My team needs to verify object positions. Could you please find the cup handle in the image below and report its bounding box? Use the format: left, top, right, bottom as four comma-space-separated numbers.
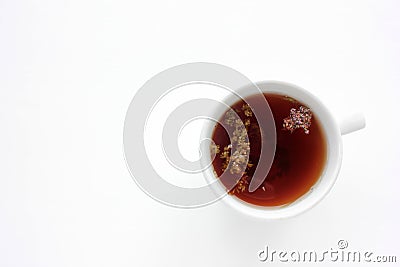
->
339, 112, 366, 135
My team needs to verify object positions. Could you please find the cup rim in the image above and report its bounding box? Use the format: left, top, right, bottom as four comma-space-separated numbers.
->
201, 80, 343, 219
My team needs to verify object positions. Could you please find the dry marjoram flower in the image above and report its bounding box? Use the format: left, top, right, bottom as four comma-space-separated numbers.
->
229, 175, 249, 194
211, 104, 254, 193
242, 104, 253, 117
283, 106, 312, 134
210, 143, 220, 157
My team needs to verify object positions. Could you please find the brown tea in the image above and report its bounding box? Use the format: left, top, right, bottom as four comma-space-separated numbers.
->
211, 93, 327, 206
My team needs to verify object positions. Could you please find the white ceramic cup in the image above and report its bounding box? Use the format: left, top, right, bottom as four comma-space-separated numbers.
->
202, 81, 365, 219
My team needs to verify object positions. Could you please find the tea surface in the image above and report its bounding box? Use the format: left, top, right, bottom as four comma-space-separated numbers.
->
211, 93, 327, 206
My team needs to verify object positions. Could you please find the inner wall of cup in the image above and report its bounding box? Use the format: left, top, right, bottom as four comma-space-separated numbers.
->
205, 81, 342, 217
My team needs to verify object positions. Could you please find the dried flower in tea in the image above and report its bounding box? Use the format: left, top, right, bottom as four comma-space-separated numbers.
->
283, 106, 312, 134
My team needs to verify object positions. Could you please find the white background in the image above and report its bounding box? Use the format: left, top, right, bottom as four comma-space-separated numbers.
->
1, 0, 399, 266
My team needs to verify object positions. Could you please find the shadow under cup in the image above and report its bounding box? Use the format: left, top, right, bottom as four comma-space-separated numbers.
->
202, 81, 342, 219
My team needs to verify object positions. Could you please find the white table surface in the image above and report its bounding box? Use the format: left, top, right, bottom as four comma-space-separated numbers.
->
1, 0, 399, 266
